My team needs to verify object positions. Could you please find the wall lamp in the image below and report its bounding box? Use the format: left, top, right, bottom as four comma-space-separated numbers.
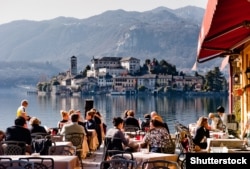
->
234, 73, 240, 84
245, 67, 250, 80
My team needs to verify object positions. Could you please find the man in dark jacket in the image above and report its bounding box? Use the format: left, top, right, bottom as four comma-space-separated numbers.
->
6, 116, 32, 145
5, 116, 32, 154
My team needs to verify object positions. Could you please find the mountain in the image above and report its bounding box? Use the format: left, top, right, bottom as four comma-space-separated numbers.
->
0, 6, 215, 86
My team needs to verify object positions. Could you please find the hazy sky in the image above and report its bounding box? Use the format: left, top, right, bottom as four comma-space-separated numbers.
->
1, 0, 207, 25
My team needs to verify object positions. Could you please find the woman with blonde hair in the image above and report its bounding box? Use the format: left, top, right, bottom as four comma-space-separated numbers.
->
29, 117, 47, 134
57, 110, 69, 130
193, 116, 210, 149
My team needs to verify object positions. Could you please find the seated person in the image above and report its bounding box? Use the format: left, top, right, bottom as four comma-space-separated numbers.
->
106, 117, 130, 151
141, 114, 150, 132
208, 113, 223, 131
0, 130, 5, 141
140, 115, 172, 153
84, 111, 96, 130
57, 110, 69, 131
5, 116, 32, 154
124, 110, 140, 131
29, 117, 48, 134
193, 116, 210, 149
60, 113, 86, 140
150, 111, 170, 133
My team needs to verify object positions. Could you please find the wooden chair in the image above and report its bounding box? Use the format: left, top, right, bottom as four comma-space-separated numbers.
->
18, 157, 54, 169
48, 145, 76, 155
1, 141, 26, 155
142, 160, 180, 169
100, 159, 136, 169
64, 133, 84, 169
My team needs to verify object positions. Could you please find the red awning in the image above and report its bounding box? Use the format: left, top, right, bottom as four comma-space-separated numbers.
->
197, 0, 250, 63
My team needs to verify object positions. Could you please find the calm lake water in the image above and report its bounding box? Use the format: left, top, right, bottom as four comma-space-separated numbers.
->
0, 88, 229, 133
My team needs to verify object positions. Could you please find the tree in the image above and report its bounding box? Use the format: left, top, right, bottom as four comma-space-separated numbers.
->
204, 67, 226, 91
81, 65, 91, 77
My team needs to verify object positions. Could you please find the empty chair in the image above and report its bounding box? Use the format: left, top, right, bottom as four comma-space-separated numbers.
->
107, 150, 133, 161
18, 157, 54, 169
102, 137, 123, 161
142, 160, 180, 169
31, 136, 54, 155
1, 161, 34, 169
1, 141, 26, 155
48, 145, 76, 156
64, 133, 84, 169
100, 159, 136, 169
0, 157, 12, 169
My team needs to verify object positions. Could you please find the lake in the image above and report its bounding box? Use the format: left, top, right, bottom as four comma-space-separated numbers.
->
0, 88, 228, 133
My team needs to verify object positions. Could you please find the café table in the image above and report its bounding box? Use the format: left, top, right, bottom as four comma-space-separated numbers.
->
56, 139, 89, 159
55, 141, 73, 146
131, 152, 178, 169
206, 138, 244, 151
209, 131, 224, 139
2, 155, 78, 169
87, 129, 99, 151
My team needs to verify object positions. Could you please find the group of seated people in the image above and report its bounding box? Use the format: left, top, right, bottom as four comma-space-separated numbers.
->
0, 102, 106, 156
122, 109, 170, 133
105, 110, 173, 155
57, 108, 106, 150
184, 106, 243, 151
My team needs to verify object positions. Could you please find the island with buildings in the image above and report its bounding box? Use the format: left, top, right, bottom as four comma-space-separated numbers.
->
36, 56, 227, 96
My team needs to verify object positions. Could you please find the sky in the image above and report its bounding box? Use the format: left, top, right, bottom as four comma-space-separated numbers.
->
0, 0, 207, 25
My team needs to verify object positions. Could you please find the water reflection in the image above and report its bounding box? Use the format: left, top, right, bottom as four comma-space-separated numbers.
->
40, 94, 228, 133
0, 90, 228, 134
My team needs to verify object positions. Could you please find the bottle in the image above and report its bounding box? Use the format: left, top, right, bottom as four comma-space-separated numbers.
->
138, 143, 141, 152
225, 127, 229, 139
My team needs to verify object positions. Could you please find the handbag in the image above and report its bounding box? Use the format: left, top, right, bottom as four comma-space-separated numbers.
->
161, 133, 176, 154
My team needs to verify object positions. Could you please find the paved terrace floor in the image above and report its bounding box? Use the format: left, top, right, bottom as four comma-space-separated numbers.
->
81, 145, 104, 169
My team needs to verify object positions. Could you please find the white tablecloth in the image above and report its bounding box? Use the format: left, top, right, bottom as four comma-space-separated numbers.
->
55, 141, 72, 146
57, 138, 89, 159
131, 152, 178, 169
207, 138, 244, 150
3, 155, 78, 169
87, 130, 99, 151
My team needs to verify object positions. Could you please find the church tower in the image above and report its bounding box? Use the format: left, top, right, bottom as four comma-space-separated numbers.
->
70, 56, 77, 76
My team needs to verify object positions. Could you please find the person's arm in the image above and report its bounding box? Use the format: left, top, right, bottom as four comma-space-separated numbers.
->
118, 130, 129, 146
60, 126, 66, 135
242, 124, 249, 139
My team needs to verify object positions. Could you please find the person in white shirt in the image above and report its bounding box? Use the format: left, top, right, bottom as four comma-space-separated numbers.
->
208, 113, 223, 131
216, 106, 227, 126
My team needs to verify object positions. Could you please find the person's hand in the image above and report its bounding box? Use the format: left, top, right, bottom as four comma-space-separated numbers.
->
26, 115, 31, 121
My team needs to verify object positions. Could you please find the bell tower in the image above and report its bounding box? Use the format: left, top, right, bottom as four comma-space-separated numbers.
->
70, 55, 77, 76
